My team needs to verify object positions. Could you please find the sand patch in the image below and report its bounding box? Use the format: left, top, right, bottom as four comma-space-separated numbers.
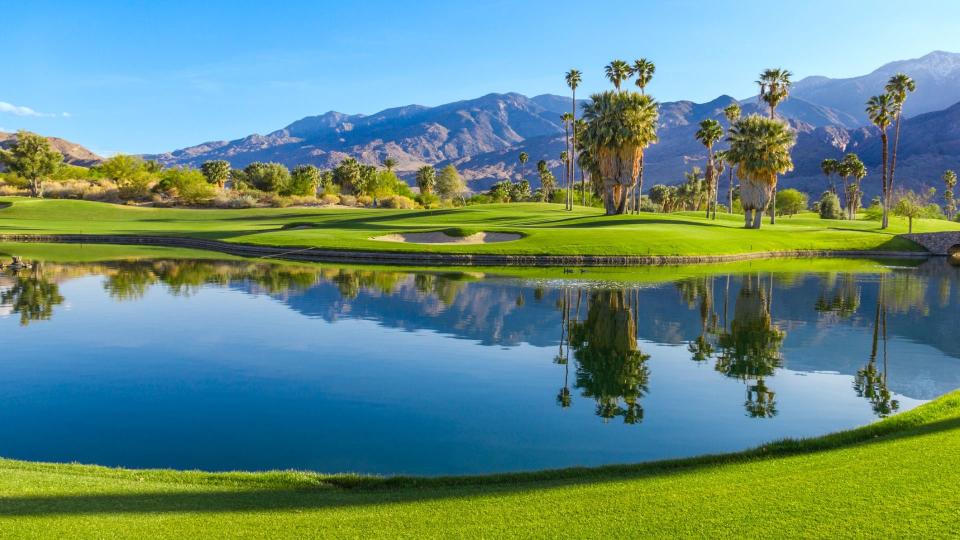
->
372, 231, 522, 244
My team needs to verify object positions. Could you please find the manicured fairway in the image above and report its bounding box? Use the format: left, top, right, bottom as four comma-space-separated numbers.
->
1, 391, 959, 538
3, 198, 959, 256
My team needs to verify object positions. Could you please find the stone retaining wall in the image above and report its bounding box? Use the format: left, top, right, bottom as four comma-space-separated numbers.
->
902, 232, 960, 255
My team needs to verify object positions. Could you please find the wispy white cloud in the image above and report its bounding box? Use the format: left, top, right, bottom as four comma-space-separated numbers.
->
0, 101, 70, 118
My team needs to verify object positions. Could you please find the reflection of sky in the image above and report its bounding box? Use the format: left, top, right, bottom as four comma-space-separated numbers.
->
0, 270, 952, 476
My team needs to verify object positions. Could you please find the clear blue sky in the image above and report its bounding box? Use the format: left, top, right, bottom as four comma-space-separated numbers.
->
4, 0, 959, 155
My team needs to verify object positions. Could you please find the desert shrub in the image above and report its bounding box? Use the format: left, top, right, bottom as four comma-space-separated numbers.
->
466, 194, 493, 205
0, 173, 30, 189
43, 181, 86, 199
285, 195, 318, 206
818, 192, 844, 220
212, 192, 258, 209
339, 194, 357, 207
155, 168, 215, 205
416, 193, 440, 208
380, 195, 416, 209
320, 193, 341, 205
357, 195, 374, 207
0, 185, 28, 196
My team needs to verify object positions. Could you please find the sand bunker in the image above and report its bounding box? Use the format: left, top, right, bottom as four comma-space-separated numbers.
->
372, 231, 522, 244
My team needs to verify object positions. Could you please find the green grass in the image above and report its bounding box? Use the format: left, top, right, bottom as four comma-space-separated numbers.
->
2, 197, 959, 257
2, 391, 960, 538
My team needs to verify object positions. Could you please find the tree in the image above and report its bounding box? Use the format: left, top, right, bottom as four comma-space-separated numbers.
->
775, 188, 807, 217
893, 188, 935, 233
648, 184, 673, 212
1, 266, 65, 326
723, 103, 741, 211
885, 73, 916, 214
200, 160, 230, 189
518, 151, 529, 181
415, 165, 437, 195
943, 170, 957, 220
757, 68, 792, 224
840, 153, 867, 219
244, 162, 290, 193
604, 60, 632, 91
332, 157, 362, 194
581, 90, 659, 215
436, 164, 465, 200
818, 191, 844, 220
565, 69, 582, 206
820, 158, 839, 195
99, 154, 153, 199
0, 131, 62, 197
866, 93, 896, 229
383, 157, 398, 172
725, 115, 796, 229
155, 167, 215, 204
537, 159, 556, 199
287, 164, 321, 196
561, 112, 574, 210
630, 59, 656, 214
510, 179, 531, 202
489, 180, 512, 202
695, 119, 724, 219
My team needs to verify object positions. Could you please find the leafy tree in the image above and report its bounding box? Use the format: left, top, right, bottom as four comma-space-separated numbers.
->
775, 188, 807, 217
415, 165, 437, 195
725, 115, 796, 229
818, 191, 844, 220
537, 159, 555, 199
518, 151, 529, 181
885, 73, 916, 216
287, 164, 320, 196
581, 90, 659, 215
565, 69, 583, 204
893, 188, 936, 233
695, 119, 724, 219
383, 157, 397, 172
155, 167, 215, 204
839, 153, 867, 219
0, 131, 63, 197
436, 164, 465, 200
230, 168, 249, 190
244, 162, 290, 193
604, 59, 632, 91
200, 160, 230, 188
866, 93, 896, 228
510, 179, 531, 202
332, 158, 362, 194
489, 180, 512, 202
318, 170, 336, 194
648, 184, 672, 212
943, 170, 957, 220
98, 154, 153, 199
1, 266, 65, 326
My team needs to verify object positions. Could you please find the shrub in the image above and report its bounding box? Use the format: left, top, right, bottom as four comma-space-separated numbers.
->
380, 195, 416, 209
0, 173, 30, 189
776, 188, 808, 217
0, 185, 27, 196
244, 162, 290, 193
286, 195, 318, 207
466, 194, 493, 205
212, 192, 257, 209
818, 192, 844, 220
415, 193, 440, 208
285, 164, 320, 196
357, 195, 374, 207
320, 193, 341, 205
339, 194, 357, 207
155, 168, 215, 205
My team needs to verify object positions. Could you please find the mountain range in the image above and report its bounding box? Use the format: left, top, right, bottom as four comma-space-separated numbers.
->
16, 51, 960, 198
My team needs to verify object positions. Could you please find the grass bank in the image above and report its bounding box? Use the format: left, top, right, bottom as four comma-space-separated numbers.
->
2, 198, 959, 259
1, 391, 959, 537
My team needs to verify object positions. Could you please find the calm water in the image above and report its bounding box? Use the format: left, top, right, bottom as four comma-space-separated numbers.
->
1, 252, 958, 475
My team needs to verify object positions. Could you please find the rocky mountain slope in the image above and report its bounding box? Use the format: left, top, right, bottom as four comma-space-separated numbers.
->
0, 131, 102, 168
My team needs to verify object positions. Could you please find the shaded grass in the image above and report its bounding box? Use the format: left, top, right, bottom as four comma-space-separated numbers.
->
1, 391, 960, 537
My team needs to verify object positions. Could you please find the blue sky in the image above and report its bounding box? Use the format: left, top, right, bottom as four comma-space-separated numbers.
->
4, 0, 959, 155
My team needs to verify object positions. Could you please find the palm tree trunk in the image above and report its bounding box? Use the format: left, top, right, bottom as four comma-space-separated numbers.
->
571, 88, 577, 209
636, 156, 645, 214
880, 132, 889, 229
728, 167, 734, 214
890, 112, 903, 205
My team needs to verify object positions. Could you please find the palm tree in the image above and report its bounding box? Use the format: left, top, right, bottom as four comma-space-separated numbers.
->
842, 153, 867, 219
565, 69, 582, 208
561, 112, 575, 210
696, 119, 724, 219
383, 157, 397, 172
604, 60, 632, 92
581, 91, 659, 215
630, 59, 655, 213
518, 151, 529, 182
885, 73, 916, 208
866, 93, 895, 228
714, 149, 728, 213
726, 115, 796, 229
757, 68, 792, 224
944, 170, 958, 220
723, 103, 741, 211
820, 158, 839, 195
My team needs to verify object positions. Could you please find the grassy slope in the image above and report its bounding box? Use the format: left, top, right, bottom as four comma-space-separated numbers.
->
3, 198, 959, 256
2, 391, 959, 538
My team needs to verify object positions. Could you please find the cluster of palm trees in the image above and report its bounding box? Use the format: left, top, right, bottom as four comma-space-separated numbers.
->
820, 153, 867, 219
865, 73, 916, 229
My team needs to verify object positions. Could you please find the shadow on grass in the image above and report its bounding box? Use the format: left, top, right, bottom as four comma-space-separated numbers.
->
2, 415, 958, 517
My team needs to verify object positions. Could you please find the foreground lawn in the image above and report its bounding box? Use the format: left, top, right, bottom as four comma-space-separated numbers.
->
1, 391, 959, 538
2, 198, 959, 256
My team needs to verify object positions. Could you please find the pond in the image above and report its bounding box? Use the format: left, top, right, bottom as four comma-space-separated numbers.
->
1, 247, 958, 476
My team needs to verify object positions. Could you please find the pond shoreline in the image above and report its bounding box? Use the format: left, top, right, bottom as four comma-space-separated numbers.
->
0, 233, 933, 266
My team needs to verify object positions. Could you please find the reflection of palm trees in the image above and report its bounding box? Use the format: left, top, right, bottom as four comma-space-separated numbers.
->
678, 277, 720, 362
1, 263, 65, 326
569, 289, 650, 424
815, 273, 861, 320
716, 275, 785, 418
855, 277, 900, 417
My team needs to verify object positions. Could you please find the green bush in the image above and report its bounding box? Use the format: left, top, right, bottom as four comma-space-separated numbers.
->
416, 193, 440, 207
381, 195, 416, 209
466, 194, 493, 205
156, 168, 215, 205
818, 192, 844, 220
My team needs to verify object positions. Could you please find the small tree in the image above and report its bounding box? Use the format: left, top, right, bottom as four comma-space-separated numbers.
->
436, 164, 465, 201
332, 158, 362, 194
510, 179, 531, 202
155, 167, 215, 205
776, 188, 807, 217
99, 154, 153, 199
0, 131, 63, 198
893, 188, 936, 233
416, 165, 437, 195
244, 162, 290, 193
818, 191, 844, 220
200, 160, 231, 189
383, 157, 398, 172
944, 170, 957, 220
489, 181, 512, 202
287, 164, 321, 196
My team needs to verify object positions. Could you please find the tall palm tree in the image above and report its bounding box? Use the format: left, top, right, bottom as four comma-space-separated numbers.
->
866, 93, 895, 228
695, 119, 724, 219
723, 103, 741, 212
604, 60, 632, 92
820, 158, 839, 195
726, 115, 796, 229
757, 68, 792, 224
565, 69, 582, 208
713, 151, 726, 216
561, 112, 575, 210
885, 73, 916, 209
629, 59, 656, 213
581, 91, 659, 215
518, 151, 529, 183
944, 170, 958, 220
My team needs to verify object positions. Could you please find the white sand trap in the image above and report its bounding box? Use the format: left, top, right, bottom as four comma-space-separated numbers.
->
372, 231, 522, 244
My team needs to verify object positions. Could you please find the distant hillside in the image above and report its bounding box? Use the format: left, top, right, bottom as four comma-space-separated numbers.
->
0, 131, 102, 168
